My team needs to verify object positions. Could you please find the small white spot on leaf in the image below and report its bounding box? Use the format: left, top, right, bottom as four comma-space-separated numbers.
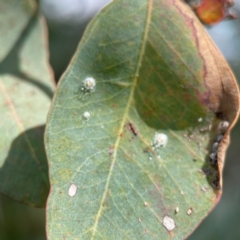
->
175, 207, 179, 213
68, 184, 77, 197
83, 111, 90, 120
201, 186, 208, 192
187, 208, 193, 215
162, 215, 176, 231
144, 201, 149, 207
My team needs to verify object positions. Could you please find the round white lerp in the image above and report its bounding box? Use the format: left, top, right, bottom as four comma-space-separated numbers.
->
82, 77, 96, 93
162, 215, 176, 231
152, 133, 168, 148
83, 111, 91, 120
68, 184, 77, 197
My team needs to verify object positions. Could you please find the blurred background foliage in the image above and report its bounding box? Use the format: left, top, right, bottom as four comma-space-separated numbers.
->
0, 0, 240, 239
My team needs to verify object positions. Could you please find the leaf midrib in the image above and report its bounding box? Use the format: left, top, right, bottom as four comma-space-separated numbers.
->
89, 0, 153, 238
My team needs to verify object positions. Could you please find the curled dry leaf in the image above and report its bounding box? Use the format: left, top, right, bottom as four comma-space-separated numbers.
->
45, 0, 240, 238
178, 1, 240, 188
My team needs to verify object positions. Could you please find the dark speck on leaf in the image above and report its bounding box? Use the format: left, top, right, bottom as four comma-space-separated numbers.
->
127, 122, 138, 136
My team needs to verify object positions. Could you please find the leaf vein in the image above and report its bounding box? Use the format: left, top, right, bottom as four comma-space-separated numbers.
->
90, 1, 153, 238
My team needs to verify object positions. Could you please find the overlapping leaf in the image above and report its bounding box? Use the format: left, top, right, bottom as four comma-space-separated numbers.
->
0, 0, 55, 207
45, 0, 239, 238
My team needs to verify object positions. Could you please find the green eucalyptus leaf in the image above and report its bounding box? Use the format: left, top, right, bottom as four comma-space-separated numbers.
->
45, 0, 239, 238
0, 0, 55, 207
